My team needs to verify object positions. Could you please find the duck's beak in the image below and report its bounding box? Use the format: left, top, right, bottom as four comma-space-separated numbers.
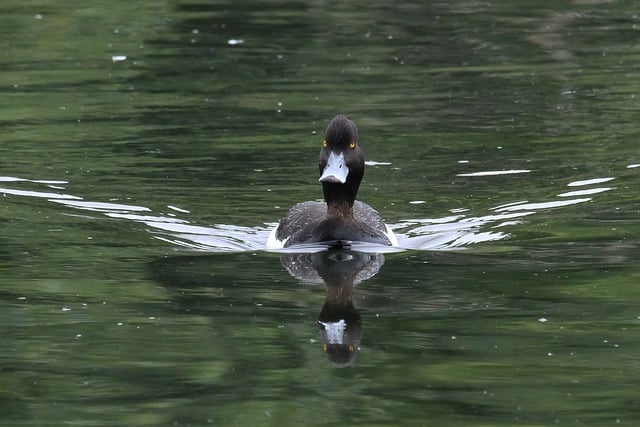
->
319, 151, 349, 184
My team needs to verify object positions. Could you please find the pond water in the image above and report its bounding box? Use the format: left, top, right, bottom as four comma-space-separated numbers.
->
2, 1, 640, 425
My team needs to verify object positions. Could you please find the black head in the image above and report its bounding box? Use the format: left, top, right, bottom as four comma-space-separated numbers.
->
318, 115, 365, 208
323, 115, 359, 151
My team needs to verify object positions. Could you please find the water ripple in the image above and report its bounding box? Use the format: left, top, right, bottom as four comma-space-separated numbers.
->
0, 171, 619, 253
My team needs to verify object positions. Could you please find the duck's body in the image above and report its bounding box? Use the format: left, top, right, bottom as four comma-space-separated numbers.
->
268, 200, 397, 248
267, 115, 397, 249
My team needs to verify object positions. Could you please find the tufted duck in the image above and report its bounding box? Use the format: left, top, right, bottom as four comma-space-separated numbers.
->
267, 115, 398, 249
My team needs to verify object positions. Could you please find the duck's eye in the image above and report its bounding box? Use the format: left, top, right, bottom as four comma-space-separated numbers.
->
349, 141, 356, 149
322, 140, 328, 148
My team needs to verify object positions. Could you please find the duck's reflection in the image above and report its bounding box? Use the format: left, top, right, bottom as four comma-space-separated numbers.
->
281, 249, 384, 367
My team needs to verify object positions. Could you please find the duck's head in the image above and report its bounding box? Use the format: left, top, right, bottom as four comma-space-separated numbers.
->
318, 115, 364, 208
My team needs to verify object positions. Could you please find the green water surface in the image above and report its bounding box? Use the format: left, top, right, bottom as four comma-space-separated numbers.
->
2, 1, 640, 426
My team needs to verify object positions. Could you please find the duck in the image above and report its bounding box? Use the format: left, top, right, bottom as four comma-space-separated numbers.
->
267, 115, 398, 249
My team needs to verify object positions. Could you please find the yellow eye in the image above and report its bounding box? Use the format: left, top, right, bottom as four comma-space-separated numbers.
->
322, 140, 328, 148
349, 141, 356, 149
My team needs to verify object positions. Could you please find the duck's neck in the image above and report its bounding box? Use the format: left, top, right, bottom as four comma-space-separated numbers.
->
322, 182, 356, 219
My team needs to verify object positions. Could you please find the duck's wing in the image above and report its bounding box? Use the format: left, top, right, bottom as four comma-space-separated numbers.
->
273, 201, 327, 247
354, 201, 398, 246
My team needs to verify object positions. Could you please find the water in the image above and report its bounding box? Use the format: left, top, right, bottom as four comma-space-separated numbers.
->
2, 1, 640, 425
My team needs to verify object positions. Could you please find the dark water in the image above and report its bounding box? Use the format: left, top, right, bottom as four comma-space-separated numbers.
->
2, 1, 640, 425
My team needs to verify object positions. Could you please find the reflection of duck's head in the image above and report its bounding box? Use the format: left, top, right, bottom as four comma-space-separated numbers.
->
318, 299, 361, 367
267, 115, 397, 248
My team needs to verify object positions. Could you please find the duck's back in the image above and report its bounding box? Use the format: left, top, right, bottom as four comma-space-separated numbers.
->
272, 201, 393, 247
